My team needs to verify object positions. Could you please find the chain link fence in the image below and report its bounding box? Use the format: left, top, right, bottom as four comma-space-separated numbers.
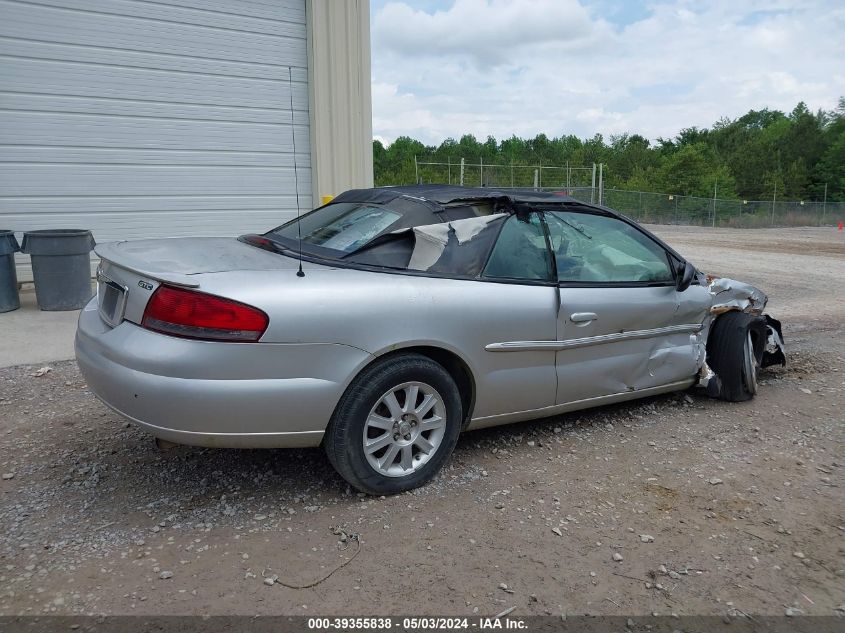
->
412, 158, 843, 228
565, 188, 844, 228
415, 159, 596, 190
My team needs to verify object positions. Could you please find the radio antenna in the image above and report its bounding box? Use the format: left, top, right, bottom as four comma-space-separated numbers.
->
287, 65, 305, 278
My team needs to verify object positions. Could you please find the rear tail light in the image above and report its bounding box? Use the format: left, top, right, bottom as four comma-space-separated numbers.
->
141, 285, 268, 342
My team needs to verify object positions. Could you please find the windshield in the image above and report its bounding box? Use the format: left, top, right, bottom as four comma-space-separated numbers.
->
269, 203, 402, 254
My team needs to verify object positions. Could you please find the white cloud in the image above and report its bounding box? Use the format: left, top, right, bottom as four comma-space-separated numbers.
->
373, 0, 609, 66
371, 0, 845, 146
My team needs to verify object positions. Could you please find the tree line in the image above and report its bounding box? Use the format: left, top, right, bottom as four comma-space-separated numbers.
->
373, 98, 845, 202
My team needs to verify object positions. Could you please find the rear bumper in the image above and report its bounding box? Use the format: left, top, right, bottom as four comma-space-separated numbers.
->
74, 299, 372, 447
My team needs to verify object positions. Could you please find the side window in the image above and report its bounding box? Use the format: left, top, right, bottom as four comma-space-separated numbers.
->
483, 214, 552, 282
546, 212, 674, 284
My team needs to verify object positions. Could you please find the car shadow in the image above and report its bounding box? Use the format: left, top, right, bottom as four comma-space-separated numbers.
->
13, 376, 778, 550
71, 387, 703, 508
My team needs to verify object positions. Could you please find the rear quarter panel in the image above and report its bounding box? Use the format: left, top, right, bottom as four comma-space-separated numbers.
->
195, 268, 559, 419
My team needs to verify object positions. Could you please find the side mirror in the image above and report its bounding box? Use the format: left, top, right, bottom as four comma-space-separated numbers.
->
676, 261, 696, 292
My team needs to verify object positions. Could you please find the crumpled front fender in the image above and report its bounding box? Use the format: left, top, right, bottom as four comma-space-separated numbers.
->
696, 275, 786, 390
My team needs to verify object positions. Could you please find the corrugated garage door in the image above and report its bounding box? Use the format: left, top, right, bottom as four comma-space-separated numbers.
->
0, 0, 311, 280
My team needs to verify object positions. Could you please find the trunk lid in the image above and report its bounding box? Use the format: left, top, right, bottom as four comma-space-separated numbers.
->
93, 237, 320, 328
95, 237, 307, 287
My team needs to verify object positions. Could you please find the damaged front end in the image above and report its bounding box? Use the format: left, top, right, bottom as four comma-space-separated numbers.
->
697, 275, 786, 394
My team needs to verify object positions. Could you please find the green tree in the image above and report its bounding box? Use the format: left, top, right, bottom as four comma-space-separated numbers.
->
656, 144, 711, 196
371, 97, 845, 201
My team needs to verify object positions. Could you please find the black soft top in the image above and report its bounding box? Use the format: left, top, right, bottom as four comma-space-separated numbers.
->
329, 185, 684, 261
332, 184, 590, 209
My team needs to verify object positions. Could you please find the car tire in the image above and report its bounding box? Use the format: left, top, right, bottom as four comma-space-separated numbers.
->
324, 353, 463, 495
706, 312, 762, 402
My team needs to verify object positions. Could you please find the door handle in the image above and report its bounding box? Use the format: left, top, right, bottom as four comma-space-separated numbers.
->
570, 312, 597, 323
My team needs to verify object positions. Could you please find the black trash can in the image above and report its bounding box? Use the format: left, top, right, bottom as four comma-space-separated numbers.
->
0, 230, 20, 313
21, 229, 96, 311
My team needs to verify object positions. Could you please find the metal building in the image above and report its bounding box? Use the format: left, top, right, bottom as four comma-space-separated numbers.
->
0, 0, 373, 279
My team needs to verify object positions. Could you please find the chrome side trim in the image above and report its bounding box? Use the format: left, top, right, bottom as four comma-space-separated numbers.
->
467, 379, 695, 430
485, 323, 703, 352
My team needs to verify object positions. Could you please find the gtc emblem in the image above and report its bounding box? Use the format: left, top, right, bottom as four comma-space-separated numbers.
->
138, 280, 154, 291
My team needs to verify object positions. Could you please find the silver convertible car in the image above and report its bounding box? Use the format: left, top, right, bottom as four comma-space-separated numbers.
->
75, 185, 785, 494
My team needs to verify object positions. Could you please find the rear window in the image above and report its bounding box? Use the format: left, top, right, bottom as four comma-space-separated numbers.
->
270, 203, 401, 254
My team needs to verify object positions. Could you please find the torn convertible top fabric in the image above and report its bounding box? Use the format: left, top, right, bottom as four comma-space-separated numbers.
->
405, 214, 507, 271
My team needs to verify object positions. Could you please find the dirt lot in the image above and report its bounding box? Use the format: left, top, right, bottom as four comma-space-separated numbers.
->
1, 226, 843, 618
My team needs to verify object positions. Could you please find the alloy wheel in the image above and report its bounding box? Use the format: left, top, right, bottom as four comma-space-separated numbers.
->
742, 332, 758, 395
362, 381, 447, 477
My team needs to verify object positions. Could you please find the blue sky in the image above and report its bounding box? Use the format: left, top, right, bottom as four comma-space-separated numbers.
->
372, 0, 654, 30
369, 0, 845, 146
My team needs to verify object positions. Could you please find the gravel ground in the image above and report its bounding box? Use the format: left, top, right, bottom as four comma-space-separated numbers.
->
0, 226, 843, 617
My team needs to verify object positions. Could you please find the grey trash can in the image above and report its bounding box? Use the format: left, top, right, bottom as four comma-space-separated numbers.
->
21, 229, 96, 311
0, 230, 20, 313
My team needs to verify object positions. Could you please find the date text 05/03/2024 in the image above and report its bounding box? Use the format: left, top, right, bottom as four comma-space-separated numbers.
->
306, 617, 527, 630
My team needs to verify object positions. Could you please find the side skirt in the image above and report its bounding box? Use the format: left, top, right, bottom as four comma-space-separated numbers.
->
466, 379, 695, 431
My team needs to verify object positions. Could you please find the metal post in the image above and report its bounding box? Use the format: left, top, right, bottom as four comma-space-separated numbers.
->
414, 155, 419, 184
510, 163, 514, 188
591, 163, 596, 203
460, 158, 464, 187
566, 162, 571, 190
639, 191, 643, 220
538, 161, 542, 189
597, 163, 603, 205
447, 156, 451, 185
771, 183, 777, 226
533, 169, 539, 190
480, 156, 483, 187
822, 182, 828, 224
674, 196, 678, 225
712, 180, 717, 228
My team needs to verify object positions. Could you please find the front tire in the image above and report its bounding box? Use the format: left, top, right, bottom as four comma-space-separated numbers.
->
706, 312, 763, 402
324, 354, 462, 495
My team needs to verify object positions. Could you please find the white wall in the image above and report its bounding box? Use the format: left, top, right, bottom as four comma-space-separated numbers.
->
307, 0, 374, 204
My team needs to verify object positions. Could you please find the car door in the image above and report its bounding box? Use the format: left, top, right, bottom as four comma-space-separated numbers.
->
472, 212, 559, 423
544, 210, 707, 404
